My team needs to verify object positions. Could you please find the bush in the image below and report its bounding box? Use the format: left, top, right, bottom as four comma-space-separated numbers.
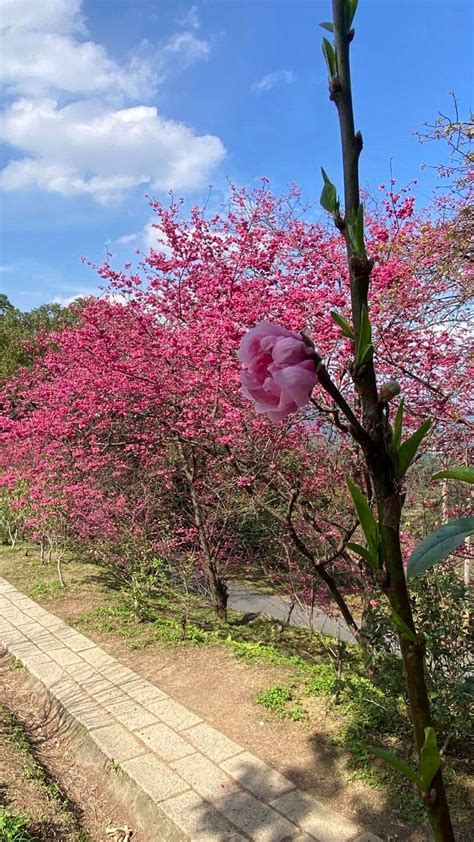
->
361, 568, 473, 746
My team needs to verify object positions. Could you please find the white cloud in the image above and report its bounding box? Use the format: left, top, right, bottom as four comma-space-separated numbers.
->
114, 233, 138, 245
252, 70, 295, 94
143, 221, 173, 256
159, 32, 210, 69
0, 0, 84, 34
0, 31, 155, 99
0, 1, 224, 204
0, 0, 210, 99
179, 6, 200, 30
52, 291, 92, 306
0, 98, 225, 204
0, 0, 153, 99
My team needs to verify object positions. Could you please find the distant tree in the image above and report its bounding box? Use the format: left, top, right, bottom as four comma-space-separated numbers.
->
0, 294, 15, 316
0, 301, 78, 381
416, 94, 474, 198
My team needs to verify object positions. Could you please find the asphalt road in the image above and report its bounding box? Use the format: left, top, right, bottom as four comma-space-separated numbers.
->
227, 583, 357, 644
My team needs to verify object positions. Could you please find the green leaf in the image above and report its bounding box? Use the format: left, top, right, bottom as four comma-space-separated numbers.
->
320, 184, 337, 214
357, 342, 374, 366
367, 746, 420, 785
347, 479, 380, 565
407, 517, 474, 579
331, 311, 355, 340
390, 609, 417, 643
420, 728, 441, 793
320, 21, 334, 32
432, 467, 474, 485
347, 0, 359, 28
392, 398, 404, 452
397, 418, 431, 476
355, 305, 373, 367
320, 168, 338, 214
321, 37, 337, 78
347, 542, 375, 565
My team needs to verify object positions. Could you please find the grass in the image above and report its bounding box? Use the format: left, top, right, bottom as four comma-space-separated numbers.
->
29, 581, 64, 601
23, 761, 64, 804
0, 712, 92, 841
256, 684, 307, 721
2, 710, 31, 755
0, 810, 36, 842
74, 596, 344, 684
107, 759, 121, 774
0, 543, 340, 667
1, 707, 67, 808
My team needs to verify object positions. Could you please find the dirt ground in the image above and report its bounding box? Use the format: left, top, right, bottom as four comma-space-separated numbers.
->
0, 655, 142, 841
1, 547, 470, 842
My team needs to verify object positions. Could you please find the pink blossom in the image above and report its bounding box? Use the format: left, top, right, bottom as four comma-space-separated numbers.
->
238, 322, 317, 420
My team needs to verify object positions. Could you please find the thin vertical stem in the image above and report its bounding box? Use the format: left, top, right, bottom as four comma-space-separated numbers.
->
326, 2, 455, 838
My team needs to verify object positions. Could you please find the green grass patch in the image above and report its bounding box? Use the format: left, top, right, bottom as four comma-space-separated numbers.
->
256, 684, 307, 721
1, 707, 66, 807
0, 809, 36, 842
307, 662, 338, 697
2, 710, 31, 755
29, 581, 64, 601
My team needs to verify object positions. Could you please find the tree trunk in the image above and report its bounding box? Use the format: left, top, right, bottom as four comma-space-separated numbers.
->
178, 444, 228, 621
316, 564, 363, 644
57, 554, 65, 588
189, 481, 228, 620
8, 527, 17, 549
464, 486, 472, 587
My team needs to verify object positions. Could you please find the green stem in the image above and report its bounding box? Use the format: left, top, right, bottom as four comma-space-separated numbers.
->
327, 2, 455, 838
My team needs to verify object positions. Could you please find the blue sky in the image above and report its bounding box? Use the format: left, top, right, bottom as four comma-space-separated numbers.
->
0, 0, 472, 311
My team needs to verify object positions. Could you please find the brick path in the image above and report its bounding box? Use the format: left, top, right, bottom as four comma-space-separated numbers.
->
0, 577, 381, 842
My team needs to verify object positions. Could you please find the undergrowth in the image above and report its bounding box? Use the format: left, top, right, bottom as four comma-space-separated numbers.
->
256, 685, 307, 721
29, 581, 64, 601
0, 810, 36, 842
1, 707, 66, 807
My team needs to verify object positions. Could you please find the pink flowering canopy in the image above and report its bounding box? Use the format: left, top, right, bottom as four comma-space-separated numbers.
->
0, 180, 472, 610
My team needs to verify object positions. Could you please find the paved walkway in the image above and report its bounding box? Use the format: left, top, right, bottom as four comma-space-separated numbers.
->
227, 585, 356, 644
0, 577, 380, 842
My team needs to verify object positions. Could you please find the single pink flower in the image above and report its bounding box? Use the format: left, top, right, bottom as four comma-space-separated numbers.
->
238, 322, 317, 420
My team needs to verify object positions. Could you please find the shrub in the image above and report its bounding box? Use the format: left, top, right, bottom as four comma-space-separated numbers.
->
361, 568, 473, 746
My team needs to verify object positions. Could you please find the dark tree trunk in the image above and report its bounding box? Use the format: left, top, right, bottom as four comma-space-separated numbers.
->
178, 443, 228, 622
